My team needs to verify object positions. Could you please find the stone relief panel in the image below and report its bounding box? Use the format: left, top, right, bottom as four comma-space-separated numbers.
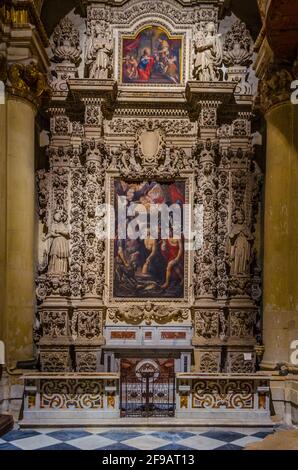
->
71, 310, 103, 341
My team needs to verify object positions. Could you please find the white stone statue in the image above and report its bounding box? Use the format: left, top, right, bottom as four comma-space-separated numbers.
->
193, 22, 223, 81
44, 210, 70, 274
227, 210, 253, 276
86, 22, 113, 79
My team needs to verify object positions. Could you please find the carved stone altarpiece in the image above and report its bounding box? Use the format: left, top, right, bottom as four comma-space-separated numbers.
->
35, 0, 262, 374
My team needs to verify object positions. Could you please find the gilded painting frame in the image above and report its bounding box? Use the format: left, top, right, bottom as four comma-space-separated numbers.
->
105, 171, 193, 307
119, 24, 185, 87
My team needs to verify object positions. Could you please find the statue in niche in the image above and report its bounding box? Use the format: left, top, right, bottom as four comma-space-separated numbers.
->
227, 210, 253, 276
193, 22, 222, 81
86, 22, 113, 79
43, 210, 70, 274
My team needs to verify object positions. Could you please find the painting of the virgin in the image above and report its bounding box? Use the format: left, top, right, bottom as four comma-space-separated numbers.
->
122, 26, 183, 85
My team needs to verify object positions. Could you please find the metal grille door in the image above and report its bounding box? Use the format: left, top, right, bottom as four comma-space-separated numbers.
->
120, 359, 175, 418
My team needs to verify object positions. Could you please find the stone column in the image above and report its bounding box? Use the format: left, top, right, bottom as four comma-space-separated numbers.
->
260, 70, 298, 371
0, 86, 7, 349
0, 93, 37, 365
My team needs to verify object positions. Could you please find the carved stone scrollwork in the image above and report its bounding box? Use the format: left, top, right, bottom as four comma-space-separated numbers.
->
36, 274, 71, 302
40, 379, 104, 408
107, 118, 195, 136
81, 140, 107, 298
40, 311, 68, 338
193, 138, 218, 298
217, 167, 229, 299
230, 311, 256, 338
76, 352, 98, 372
85, 103, 103, 128
110, 0, 194, 25
222, 20, 254, 95
108, 302, 190, 326
228, 353, 255, 373
40, 349, 71, 372
199, 353, 220, 373
71, 310, 103, 340
110, 139, 192, 180
194, 311, 219, 339
51, 115, 71, 137
192, 379, 254, 408
193, 309, 229, 344
69, 148, 85, 298
36, 170, 50, 223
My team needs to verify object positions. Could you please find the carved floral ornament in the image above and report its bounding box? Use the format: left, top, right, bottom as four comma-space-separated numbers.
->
110, 141, 192, 180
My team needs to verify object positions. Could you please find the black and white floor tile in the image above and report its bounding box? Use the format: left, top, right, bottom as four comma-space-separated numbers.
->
0, 427, 275, 451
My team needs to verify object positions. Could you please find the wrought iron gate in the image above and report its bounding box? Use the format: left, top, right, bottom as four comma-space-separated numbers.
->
120, 359, 175, 418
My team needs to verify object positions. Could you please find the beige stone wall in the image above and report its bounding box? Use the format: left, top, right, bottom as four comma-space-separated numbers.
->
262, 103, 298, 369
0, 98, 7, 353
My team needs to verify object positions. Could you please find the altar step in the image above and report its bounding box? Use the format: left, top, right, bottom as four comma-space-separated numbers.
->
20, 417, 274, 429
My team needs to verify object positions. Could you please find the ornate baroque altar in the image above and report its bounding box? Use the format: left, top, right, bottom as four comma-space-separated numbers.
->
30, 0, 269, 424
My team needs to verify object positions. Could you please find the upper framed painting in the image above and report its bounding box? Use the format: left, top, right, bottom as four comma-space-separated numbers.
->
121, 25, 184, 85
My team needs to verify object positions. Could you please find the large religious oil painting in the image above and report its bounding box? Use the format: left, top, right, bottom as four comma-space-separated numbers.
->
121, 26, 183, 85
113, 179, 186, 300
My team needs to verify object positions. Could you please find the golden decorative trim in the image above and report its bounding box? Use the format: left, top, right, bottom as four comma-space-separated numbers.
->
7, 62, 50, 102
0, 1, 49, 47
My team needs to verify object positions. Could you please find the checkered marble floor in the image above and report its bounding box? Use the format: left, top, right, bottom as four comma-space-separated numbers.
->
0, 427, 275, 450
